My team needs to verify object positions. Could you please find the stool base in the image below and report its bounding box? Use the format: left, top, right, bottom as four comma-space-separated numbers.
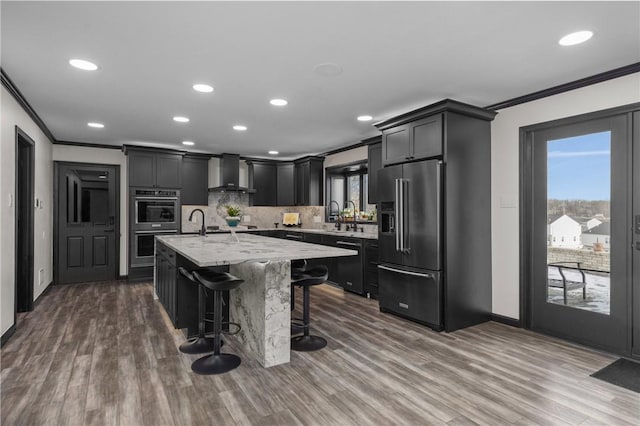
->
191, 353, 241, 375
179, 337, 220, 355
291, 335, 327, 352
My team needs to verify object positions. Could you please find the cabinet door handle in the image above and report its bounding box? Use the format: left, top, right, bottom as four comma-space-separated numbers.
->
286, 234, 302, 239
337, 241, 360, 247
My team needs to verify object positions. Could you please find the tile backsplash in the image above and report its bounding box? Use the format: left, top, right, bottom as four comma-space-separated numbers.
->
182, 192, 377, 234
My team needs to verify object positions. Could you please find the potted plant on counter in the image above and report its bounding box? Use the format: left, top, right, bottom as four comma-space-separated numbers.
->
224, 205, 242, 227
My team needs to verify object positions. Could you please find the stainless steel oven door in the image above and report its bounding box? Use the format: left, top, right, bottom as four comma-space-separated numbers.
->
132, 230, 178, 267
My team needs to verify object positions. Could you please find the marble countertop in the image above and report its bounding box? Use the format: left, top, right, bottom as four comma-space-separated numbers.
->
157, 233, 358, 267
184, 226, 379, 240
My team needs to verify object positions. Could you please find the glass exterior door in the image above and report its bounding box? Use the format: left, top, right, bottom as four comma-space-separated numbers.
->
528, 114, 631, 354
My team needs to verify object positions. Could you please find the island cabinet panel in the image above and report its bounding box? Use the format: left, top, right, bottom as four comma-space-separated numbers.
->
155, 242, 229, 335
127, 148, 183, 188
367, 141, 382, 203
155, 242, 177, 324
381, 114, 443, 165
250, 162, 278, 206
277, 163, 295, 206
181, 156, 209, 205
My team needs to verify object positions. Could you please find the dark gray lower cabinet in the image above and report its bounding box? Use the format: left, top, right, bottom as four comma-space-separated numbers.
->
319, 235, 363, 294
155, 242, 229, 336
364, 241, 379, 299
156, 242, 177, 324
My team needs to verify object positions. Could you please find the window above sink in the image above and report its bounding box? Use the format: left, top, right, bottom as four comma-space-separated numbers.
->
325, 160, 377, 224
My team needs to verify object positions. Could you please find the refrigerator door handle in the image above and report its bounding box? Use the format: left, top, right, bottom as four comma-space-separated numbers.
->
378, 264, 433, 279
398, 178, 404, 252
395, 178, 400, 252
401, 178, 409, 253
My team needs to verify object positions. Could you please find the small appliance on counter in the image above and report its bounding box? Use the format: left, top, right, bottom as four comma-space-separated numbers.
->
282, 212, 301, 227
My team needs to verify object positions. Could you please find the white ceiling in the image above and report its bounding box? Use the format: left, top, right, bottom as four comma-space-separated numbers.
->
2, 1, 639, 159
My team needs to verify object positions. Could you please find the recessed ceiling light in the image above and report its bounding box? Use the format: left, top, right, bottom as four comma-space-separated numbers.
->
173, 116, 190, 123
87, 122, 104, 128
270, 99, 288, 106
193, 84, 214, 93
268, 150, 279, 155
314, 63, 343, 77
233, 125, 247, 131
182, 141, 195, 146
357, 115, 373, 122
69, 59, 99, 71
559, 30, 593, 46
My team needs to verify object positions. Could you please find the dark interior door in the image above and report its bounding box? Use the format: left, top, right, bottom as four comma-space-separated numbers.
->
16, 129, 34, 312
528, 114, 631, 355
56, 163, 119, 283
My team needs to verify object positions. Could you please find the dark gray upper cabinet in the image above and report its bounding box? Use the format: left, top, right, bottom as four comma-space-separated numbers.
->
247, 161, 295, 206
181, 155, 209, 205
381, 115, 442, 165
128, 150, 156, 187
156, 153, 183, 188
277, 163, 295, 206
249, 162, 278, 206
294, 156, 324, 206
127, 148, 183, 188
366, 138, 382, 203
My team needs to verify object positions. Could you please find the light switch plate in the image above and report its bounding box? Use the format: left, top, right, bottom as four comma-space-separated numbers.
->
313, 215, 322, 223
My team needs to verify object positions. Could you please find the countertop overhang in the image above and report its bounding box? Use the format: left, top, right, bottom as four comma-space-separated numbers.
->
157, 233, 358, 267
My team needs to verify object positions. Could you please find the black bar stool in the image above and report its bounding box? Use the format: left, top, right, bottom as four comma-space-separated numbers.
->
177, 267, 218, 354
291, 265, 329, 352
190, 269, 244, 375
290, 259, 307, 312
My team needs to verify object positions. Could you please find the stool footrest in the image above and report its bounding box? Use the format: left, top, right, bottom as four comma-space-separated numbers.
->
221, 322, 242, 335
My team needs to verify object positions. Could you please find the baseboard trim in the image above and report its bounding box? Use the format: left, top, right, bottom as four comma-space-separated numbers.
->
491, 314, 521, 328
1, 324, 17, 347
33, 280, 53, 308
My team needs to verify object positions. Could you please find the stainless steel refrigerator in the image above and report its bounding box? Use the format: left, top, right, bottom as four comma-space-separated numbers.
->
378, 159, 443, 330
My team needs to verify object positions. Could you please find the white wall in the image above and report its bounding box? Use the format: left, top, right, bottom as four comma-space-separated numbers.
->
51, 145, 128, 276
491, 72, 640, 319
1, 85, 54, 336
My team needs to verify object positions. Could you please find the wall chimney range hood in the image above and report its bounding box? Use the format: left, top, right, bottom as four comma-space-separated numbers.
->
209, 153, 256, 193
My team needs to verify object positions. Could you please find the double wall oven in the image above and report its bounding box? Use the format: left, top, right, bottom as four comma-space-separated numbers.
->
130, 189, 180, 268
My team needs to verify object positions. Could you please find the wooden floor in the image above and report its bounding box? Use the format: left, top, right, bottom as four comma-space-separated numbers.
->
1, 281, 639, 426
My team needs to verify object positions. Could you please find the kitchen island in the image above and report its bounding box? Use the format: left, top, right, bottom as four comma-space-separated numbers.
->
155, 233, 356, 367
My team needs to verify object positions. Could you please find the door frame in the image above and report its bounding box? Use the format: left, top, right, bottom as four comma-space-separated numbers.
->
15, 126, 35, 315
520, 102, 639, 356
53, 161, 121, 284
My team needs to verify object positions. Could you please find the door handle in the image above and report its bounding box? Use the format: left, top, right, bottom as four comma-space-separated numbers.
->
104, 229, 115, 233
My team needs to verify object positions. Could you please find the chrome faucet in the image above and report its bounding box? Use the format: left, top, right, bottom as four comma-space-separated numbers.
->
189, 208, 206, 236
329, 200, 342, 230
